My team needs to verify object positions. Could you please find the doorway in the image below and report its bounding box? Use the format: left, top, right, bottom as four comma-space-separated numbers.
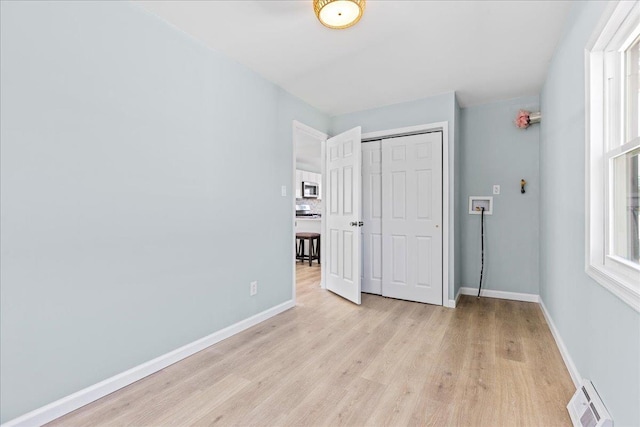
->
292, 121, 328, 302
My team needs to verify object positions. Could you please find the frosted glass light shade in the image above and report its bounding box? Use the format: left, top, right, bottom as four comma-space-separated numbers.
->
314, 0, 365, 29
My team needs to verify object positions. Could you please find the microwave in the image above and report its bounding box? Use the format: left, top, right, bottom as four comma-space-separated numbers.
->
302, 181, 319, 198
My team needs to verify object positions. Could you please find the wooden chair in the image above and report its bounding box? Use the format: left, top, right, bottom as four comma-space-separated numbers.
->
295, 232, 321, 266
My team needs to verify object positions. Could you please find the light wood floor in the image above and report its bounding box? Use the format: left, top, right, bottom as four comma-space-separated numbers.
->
48, 264, 574, 426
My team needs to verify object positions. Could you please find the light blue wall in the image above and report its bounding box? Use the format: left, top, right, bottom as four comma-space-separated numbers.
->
459, 96, 540, 295
330, 92, 456, 137
0, 1, 328, 422
330, 92, 459, 300
540, 2, 640, 426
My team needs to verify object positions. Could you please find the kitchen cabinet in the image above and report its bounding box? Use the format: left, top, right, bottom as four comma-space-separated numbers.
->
295, 170, 303, 198
302, 171, 318, 184
295, 218, 321, 234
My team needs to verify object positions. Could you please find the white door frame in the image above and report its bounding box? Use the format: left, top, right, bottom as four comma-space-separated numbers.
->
361, 122, 451, 307
292, 121, 328, 301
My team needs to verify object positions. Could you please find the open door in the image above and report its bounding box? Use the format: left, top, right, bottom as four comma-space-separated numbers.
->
325, 127, 362, 304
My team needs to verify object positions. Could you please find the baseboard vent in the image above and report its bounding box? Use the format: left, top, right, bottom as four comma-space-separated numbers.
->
567, 380, 612, 427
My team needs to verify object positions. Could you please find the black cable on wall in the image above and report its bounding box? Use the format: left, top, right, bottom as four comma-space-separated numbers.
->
477, 207, 485, 298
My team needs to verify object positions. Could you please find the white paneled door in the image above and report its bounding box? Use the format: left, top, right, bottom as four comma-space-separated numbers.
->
382, 132, 443, 304
325, 127, 362, 304
361, 141, 383, 295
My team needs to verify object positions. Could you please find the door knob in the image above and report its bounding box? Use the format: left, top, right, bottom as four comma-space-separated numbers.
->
350, 221, 364, 227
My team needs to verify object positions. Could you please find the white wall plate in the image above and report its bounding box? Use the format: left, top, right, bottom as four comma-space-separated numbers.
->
468, 196, 493, 215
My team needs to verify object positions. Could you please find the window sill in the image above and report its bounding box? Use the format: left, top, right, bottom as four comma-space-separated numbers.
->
586, 264, 640, 312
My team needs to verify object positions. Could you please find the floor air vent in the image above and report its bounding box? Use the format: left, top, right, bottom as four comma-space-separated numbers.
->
567, 380, 612, 427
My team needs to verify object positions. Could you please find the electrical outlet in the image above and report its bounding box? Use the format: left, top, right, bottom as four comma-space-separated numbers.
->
250, 281, 258, 296
281, 185, 287, 197
493, 185, 500, 195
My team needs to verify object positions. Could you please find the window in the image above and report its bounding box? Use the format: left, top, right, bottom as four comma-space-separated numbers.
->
586, 1, 640, 312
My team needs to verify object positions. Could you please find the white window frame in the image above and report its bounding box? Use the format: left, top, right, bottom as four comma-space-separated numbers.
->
586, 0, 640, 312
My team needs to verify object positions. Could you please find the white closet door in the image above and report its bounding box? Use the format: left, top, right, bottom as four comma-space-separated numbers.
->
381, 132, 443, 305
325, 127, 362, 305
361, 141, 382, 295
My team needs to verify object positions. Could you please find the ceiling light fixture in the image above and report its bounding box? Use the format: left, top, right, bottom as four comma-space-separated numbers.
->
313, 0, 366, 30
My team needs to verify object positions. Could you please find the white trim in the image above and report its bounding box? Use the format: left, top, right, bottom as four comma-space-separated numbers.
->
442, 124, 451, 309
320, 129, 327, 289
585, 1, 640, 313
292, 121, 328, 291
360, 123, 442, 141
2, 300, 295, 427
447, 286, 463, 308
539, 299, 581, 388
585, 2, 620, 51
586, 265, 640, 310
292, 123, 298, 300
361, 122, 451, 307
458, 287, 540, 303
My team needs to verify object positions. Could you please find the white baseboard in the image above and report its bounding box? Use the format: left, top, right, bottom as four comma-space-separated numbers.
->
447, 287, 463, 308
459, 286, 540, 303
3, 300, 295, 427
539, 298, 581, 388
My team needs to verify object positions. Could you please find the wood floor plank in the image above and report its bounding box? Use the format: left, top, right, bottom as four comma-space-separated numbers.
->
495, 298, 526, 362
365, 382, 422, 426
319, 376, 387, 427
140, 373, 251, 426
279, 379, 350, 426
419, 297, 471, 404
48, 266, 573, 427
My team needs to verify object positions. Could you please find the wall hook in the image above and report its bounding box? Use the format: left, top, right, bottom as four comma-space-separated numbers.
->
521, 179, 527, 194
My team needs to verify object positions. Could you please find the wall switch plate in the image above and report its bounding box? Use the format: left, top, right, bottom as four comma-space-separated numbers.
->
250, 281, 258, 296
493, 185, 500, 195
281, 186, 287, 197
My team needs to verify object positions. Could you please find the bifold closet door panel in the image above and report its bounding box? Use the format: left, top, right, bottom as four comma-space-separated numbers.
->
381, 132, 443, 305
361, 141, 382, 295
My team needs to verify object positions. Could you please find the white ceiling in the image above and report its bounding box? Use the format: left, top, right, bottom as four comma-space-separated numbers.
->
136, 0, 572, 116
